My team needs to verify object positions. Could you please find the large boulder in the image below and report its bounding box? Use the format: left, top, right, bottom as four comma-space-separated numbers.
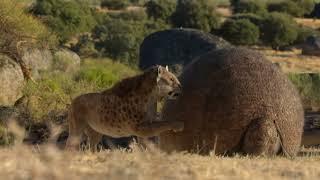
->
0, 55, 24, 106
159, 48, 304, 156
139, 28, 231, 74
21, 48, 53, 78
52, 49, 81, 73
302, 36, 320, 56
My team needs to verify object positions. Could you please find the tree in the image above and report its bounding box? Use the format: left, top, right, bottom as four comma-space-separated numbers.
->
261, 13, 298, 49
0, 0, 57, 81
219, 19, 259, 45
268, 0, 315, 17
233, 0, 267, 15
31, 0, 96, 43
268, 1, 304, 17
145, 0, 176, 22
171, 0, 221, 32
100, 0, 129, 10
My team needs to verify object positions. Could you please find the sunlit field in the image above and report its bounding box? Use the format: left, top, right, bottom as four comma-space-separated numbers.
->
1, 144, 320, 180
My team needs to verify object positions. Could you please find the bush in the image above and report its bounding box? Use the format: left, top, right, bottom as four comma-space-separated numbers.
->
93, 18, 145, 65
288, 73, 320, 109
145, 0, 176, 22
71, 34, 99, 58
233, 0, 267, 15
31, 0, 97, 43
23, 59, 137, 120
219, 19, 259, 45
0, 0, 57, 57
295, 26, 320, 44
230, 13, 265, 27
268, 0, 315, 17
92, 14, 169, 66
292, 0, 315, 16
268, 1, 304, 17
260, 12, 298, 49
171, 0, 221, 32
101, 0, 129, 10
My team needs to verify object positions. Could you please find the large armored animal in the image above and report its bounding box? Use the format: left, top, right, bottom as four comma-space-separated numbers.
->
159, 48, 304, 157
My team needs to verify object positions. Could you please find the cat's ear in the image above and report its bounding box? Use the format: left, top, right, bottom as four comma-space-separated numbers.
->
157, 65, 162, 82
165, 65, 169, 71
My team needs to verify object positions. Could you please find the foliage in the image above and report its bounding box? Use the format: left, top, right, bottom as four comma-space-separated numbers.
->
260, 12, 298, 49
288, 73, 320, 109
92, 14, 169, 66
23, 59, 137, 120
171, 0, 221, 32
71, 34, 99, 58
101, 0, 129, 10
292, 0, 315, 16
219, 19, 259, 45
230, 13, 265, 27
75, 59, 137, 89
268, 0, 315, 17
145, 0, 176, 22
108, 9, 147, 21
233, 0, 267, 15
268, 1, 304, 17
0, 0, 56, 57
295, 26, 320, 44
31, 0, 97, 43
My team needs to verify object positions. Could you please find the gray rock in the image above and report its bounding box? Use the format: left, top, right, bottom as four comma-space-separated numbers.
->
21, 48, 53, 78
52, 49, 81, 73
0, 55, 24, 106
139, 28, 231, 74
302, 36, 320, 56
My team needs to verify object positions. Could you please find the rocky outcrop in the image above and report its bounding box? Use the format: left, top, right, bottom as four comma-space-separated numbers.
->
139, 28, 231, 74
0, 55, 24, 106
159, 48, 304, 157
21, 48, 53, 78
21, 48, 81, 78
52, 49, 81, 73
302, 36, 320, 56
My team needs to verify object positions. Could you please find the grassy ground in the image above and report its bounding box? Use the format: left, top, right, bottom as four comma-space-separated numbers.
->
253, 47, 320, 73
2, 144, 320, 180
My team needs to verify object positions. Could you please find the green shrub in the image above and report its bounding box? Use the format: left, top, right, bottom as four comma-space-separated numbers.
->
92, 15, 169, 66
268, 1, 304, 17
145, 0, 176, 22
23, 59, 137, 120
288, 73, 320, 109
109, 9, 148, 21
101, 0, 129, 10
260, 12, 298, 49
71, 34, 99, 58
219, 19, 259, 45
93, 18, 144, 65
0, 0, 57, 57
292, 0, 315, 16
233, 0, 267, 15
295, 25, 320, 44
171, 0, 221, 32
268, 0, 315, 17
31, 0, 97, 43
230, 13, 265, 27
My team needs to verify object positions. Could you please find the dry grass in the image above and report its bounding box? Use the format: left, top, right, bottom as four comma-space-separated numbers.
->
1, 144, 320, 180
252, 47, 320, 73
295, 18, 320, 30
